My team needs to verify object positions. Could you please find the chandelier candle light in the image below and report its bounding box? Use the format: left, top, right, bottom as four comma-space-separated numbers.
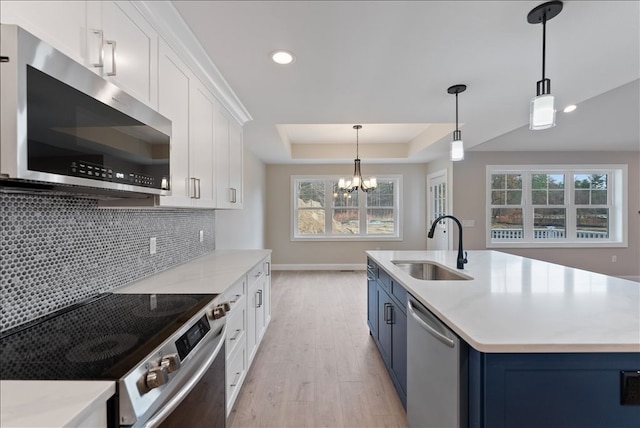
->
448, 84, 467, 162
338, 125, 377, 193
528, 0, 563, 130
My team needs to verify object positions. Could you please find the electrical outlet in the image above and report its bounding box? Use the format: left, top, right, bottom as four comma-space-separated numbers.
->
612, 255, 617, 263
199, 230, 204, 242
150, 237, 157, 255
621, 371, 640, 405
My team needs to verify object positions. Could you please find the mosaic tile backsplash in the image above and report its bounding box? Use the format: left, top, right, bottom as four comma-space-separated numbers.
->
0, 192, 216, 332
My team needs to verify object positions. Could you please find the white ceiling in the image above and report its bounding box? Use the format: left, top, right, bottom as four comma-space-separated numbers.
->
172, 0, 640, 164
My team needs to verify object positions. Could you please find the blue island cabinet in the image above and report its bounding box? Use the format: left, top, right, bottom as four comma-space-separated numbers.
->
468, 350, 640, 428
367, 258, 407, 408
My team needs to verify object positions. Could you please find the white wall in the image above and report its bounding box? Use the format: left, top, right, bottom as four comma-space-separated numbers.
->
265, 163, 429, 268
215, 149, 267, 249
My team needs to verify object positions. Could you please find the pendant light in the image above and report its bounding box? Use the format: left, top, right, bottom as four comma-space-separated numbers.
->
447, 84, 466, 162
528, 1, 563, 130
338, 125, 377, 193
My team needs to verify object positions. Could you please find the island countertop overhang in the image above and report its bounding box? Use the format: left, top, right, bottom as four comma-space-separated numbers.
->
367, 250, 640, 353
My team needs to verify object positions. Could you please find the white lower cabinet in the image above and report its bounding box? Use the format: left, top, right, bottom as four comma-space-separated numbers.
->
224, 256, 271, 416
247, 257, 271, 364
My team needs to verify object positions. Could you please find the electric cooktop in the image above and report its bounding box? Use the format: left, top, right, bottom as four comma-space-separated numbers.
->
0, 293, 218, 380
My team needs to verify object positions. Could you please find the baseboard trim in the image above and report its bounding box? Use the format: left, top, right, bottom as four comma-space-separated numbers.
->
272, 264, 366, 271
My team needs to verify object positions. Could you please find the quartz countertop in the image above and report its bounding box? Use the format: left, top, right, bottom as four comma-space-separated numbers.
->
0, 381, 115, 427
367, 250, 640, 353
114, 249, 271, 294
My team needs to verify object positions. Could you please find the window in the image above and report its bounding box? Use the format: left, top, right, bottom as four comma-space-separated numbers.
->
293, 176, 401, 240
487, 165, 627, 248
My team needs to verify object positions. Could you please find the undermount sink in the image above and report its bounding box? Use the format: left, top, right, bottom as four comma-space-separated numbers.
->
392, 261, 472, 281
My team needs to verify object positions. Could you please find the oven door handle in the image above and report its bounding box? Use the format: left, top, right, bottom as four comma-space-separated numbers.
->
143, 323, 226, 428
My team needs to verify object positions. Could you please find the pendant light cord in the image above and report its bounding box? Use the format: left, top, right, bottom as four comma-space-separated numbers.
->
356, 126, 360, 159
542, 15, 547, 81
455, 92, 459, 132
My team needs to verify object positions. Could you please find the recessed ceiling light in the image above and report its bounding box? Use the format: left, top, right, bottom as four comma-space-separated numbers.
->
271, 50, 295, 65
563, 104, 577, 113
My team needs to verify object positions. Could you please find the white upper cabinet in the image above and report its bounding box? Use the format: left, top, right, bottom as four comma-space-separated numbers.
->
157, 39, 192, 207
0, 1, 88, 65
86, 1, 158, 108
215, 106, 244, 209
189, 80, 217, 208
1, 1, 158, 109
156, 39, 217, 209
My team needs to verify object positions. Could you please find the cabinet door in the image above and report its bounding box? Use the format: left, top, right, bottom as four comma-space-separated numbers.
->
157, 40, 191, 206
377, 286, 392, 367
246, 278, 258, 362
214, 107, 232, 208
367, 276, 378, 338
254, 274, 267, 343
391, 306, 407, 396
262, 258, 271, 326
90, 1, 158, 108
189, 81, 216, 208
228, 120, 243, 208
0, 0, 87, 65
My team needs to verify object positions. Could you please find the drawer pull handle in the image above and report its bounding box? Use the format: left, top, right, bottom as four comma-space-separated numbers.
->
230, 372, 242, 387
229, 294, 241, 304
229, 328, 241, 341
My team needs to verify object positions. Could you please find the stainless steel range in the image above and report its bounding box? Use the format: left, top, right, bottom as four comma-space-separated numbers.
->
0, 293, 228, 427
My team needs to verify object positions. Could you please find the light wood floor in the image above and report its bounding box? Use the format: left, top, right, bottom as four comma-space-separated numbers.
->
228, 270, 408, 428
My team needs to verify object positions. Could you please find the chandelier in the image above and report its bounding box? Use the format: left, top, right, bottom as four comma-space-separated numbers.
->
338, 125, 377, 193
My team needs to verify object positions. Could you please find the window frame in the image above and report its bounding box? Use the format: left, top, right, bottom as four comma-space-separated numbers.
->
291, 175, 402, 241
486, 165, 627, 248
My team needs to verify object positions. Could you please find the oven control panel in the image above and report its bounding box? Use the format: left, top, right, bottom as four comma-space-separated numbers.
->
176, 315, 211, 360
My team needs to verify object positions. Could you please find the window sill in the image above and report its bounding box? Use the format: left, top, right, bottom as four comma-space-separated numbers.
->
487, 241, 628, 249
292, 235, 402, 242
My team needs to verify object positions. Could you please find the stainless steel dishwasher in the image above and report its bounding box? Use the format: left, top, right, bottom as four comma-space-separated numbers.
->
407, 297, 467, 428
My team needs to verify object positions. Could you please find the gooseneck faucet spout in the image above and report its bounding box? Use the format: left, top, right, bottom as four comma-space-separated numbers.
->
427, 215, 468, 269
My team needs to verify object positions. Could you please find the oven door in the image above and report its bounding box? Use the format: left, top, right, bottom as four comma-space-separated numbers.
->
141, 324, 226, 428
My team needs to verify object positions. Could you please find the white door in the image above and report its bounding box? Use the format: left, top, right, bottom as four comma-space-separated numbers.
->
427, 170, 450, 250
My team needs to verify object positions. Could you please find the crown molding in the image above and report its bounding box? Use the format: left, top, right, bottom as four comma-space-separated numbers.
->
133, 1, 252, 125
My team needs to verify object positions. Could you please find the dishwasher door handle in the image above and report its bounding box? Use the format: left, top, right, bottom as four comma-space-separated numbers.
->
407, 299, 455, 348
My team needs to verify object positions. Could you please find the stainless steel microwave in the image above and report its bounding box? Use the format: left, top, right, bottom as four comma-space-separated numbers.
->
0, 24, 171, 197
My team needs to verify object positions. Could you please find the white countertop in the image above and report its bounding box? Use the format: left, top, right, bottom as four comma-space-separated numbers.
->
1, 249, 271, 428
114, 249, 271, 294
0, 381, 114, 428
367, 250, 640, 353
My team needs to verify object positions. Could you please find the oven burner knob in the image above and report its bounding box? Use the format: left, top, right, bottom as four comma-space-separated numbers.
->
145, 366, 169, 390
160, 354, 181, 373
207, 302, 229, 320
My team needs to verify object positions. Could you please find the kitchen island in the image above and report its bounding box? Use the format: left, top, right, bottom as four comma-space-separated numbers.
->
367, 250, 640, 428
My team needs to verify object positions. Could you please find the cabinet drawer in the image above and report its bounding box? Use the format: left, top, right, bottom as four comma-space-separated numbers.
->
226, 339, 247, 414
391, 281, 407, 310
248, 262, 265, 288
225, 302, 246, 358
224, 278, 246, 310
378, 269, 391, 290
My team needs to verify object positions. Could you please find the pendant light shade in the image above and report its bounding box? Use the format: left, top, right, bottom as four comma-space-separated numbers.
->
339, 125, 377, 193
528, 1, 563, 130
447, 84, 467, 162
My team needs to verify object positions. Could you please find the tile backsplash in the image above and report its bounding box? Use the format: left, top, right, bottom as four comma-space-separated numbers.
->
0, 192, 215, 332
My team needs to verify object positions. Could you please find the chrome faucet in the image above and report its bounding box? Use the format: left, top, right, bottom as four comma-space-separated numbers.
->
427, 215, 468, 269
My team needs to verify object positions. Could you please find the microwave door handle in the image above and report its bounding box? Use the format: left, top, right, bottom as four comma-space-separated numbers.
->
142, 324, 227, 428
